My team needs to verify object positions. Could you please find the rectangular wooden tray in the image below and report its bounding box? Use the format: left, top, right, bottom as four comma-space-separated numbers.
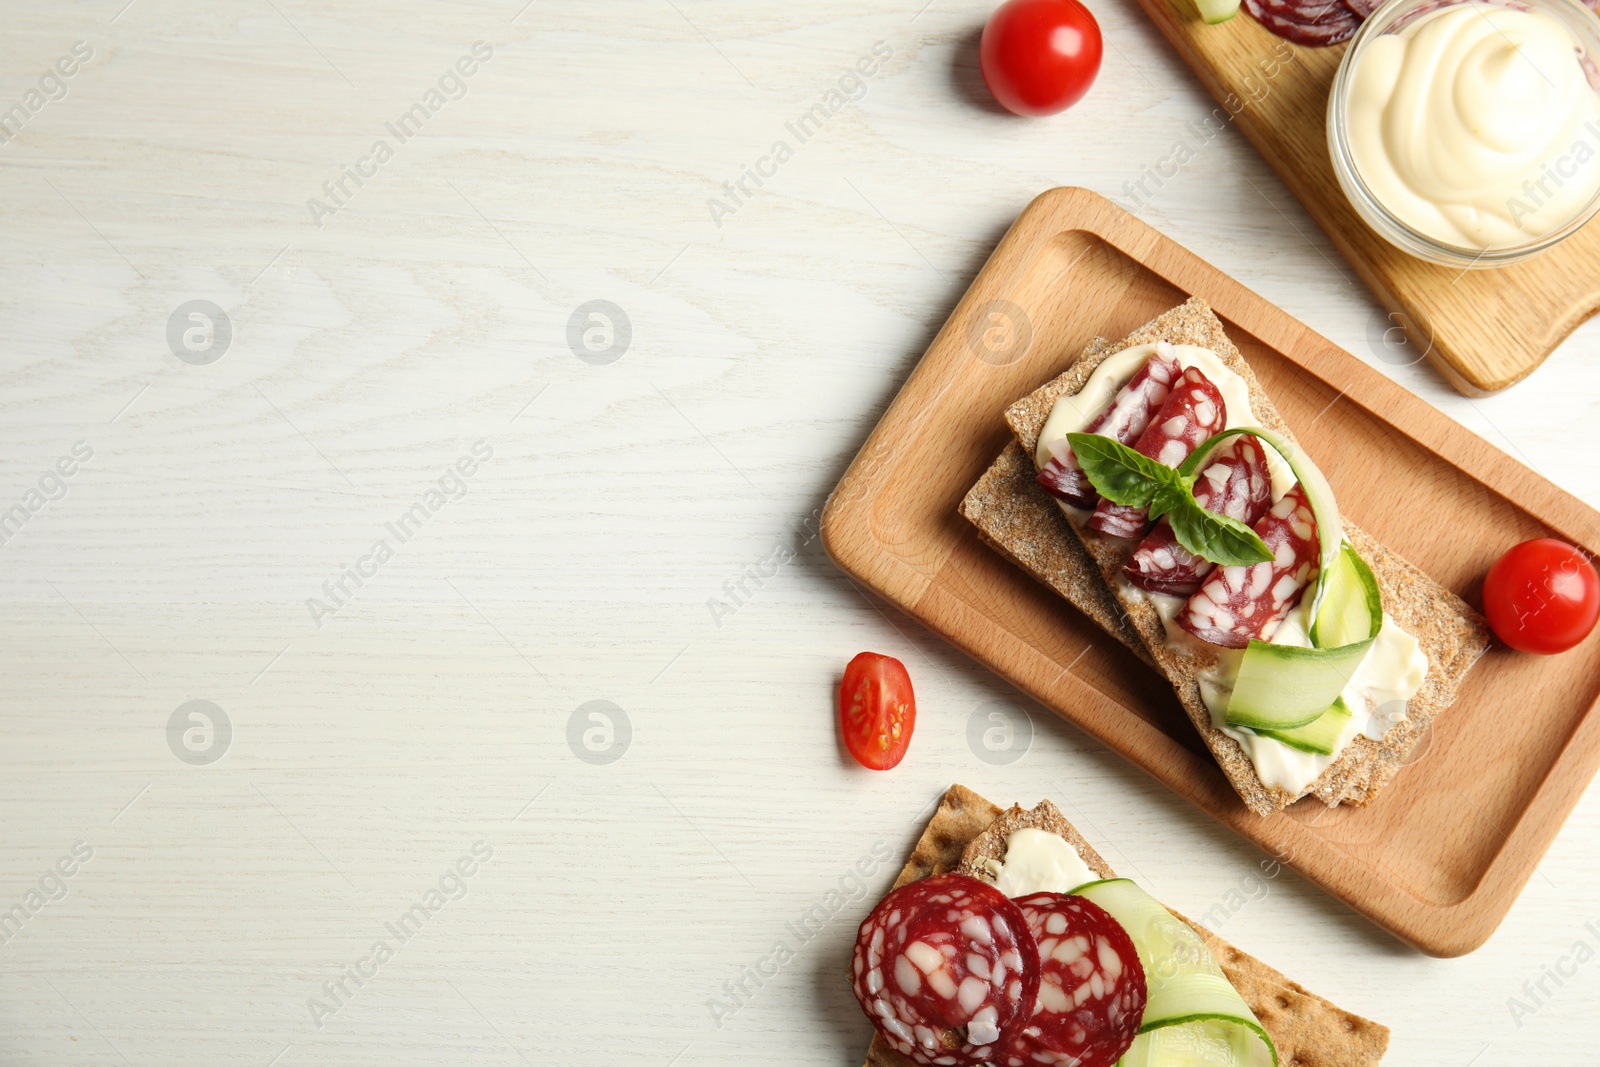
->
1131, 0, 1600, 395
820, 187, 1600, 956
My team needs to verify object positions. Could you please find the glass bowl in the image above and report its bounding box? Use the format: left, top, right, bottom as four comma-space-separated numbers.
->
1327, 0, 1600, 268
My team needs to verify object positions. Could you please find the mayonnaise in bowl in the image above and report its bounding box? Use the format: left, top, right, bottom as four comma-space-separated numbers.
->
1329, 0, 1600, 266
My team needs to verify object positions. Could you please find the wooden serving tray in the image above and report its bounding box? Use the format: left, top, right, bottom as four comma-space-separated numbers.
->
820, 187, 1600, 957
1130, 0, 1600, 394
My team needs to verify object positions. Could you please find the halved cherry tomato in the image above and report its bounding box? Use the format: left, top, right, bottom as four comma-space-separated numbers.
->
840, 652, 916, 770
1483, 538, 1600, 654
980, 0, 1104, 117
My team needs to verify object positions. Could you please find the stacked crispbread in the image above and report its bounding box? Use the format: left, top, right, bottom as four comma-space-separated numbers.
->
860, 784, 1391, 1067
959, 299, 1490, 815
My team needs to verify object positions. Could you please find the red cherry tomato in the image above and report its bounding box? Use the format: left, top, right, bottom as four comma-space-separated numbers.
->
1482, 538, 1600, 654
840, 652, 916, 770
980, 0, 1104, 117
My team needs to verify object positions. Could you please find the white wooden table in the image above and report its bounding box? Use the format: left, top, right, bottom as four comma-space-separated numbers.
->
2, 1, 1596, 1063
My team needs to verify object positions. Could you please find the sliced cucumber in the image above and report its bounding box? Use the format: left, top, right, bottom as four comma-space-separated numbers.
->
1310, 545, 1381, 649
1073, 879, 1214, 987
1225, 639, 1373, 730
1194, 0, 1243, 24
1120, 1017, 1273, 1067
1179, 433, 1382, 750
1224, 540, 1382, 732
1072, 879, 1278, 1067
1255, 696, 1353, 754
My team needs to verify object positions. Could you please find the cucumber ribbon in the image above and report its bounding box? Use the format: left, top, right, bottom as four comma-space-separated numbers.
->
1069, 424, 1382, 734
1180, 431, 1380, 734
1073, 878, 1277, 1067
1225, 542, 1382, 734
1255, 696, 1354, 755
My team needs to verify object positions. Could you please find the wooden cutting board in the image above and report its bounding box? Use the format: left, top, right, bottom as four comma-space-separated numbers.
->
1130, 0, 1600, 394
820, 186, 1600, 955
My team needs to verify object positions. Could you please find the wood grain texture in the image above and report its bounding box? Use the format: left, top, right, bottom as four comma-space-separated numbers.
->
1129, 0, 1600, 395
821, 186, 1600, 956
1, 2, 1598, 1063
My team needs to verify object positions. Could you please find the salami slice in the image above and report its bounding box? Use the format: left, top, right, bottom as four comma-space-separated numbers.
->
1123, 435, 1274, 597
852, 874, 1042, 1066
1037, 350, 1181, 509
998, 893, 1147, 1067
1088, 366, 1227, 540
1178, 483, 1320, 649
1244, 0, 1361, 45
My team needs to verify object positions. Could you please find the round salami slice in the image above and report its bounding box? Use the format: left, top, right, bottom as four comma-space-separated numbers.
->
1088, 365, 1227, 540
852, 874, 1042, 1066
999, 893, 1146, 1067
1123, 434, 1274, 597
1178, 483, 1321, 649
1037, 350, 1180, 509
1244, 0, 1361, 46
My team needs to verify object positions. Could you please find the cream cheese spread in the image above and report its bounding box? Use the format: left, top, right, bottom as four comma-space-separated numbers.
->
1195, 611, 1429, 793
981, 828, 1098, 896
1036, 342, 1296, 507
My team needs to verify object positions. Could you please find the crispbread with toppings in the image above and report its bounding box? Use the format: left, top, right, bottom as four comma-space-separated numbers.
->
958, 427, 1153, 668
861, 785, 1390, 1067
969, 297, 1490, 814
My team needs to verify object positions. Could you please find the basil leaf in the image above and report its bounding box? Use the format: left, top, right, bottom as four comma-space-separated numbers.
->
1065, 433, 1178, 509
1147, 482, 1192, 524
1166, 493, 1276, 566
1065, 430, 1274, 567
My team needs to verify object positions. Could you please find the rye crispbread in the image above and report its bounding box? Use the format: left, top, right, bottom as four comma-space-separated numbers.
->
861, 785, 1390, 1067
958, 416, 1153, 669
967, 298, 1490, 814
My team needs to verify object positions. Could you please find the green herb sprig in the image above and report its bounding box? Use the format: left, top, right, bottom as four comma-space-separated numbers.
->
1065, 432, 1274, 567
